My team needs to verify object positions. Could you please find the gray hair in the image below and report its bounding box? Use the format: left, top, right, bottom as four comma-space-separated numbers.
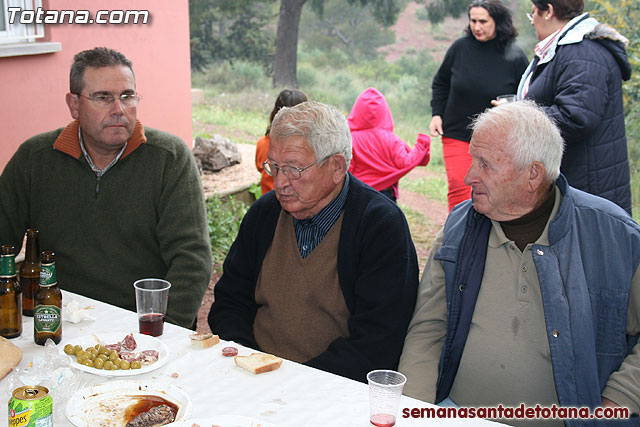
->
270, 101, 352, 169
471, 100, 564, 182
70, 47, 134, 94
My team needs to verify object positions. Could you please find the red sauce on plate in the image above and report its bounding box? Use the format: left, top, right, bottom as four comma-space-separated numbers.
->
123, 395, 178, 423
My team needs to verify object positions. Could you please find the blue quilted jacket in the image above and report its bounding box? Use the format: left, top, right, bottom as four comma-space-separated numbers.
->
521, 14, 632, 215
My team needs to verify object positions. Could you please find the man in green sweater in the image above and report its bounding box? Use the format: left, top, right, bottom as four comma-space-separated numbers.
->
0, 47, 212, 329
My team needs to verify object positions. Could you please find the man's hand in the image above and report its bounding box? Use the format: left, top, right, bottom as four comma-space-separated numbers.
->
602, 397, 621, 408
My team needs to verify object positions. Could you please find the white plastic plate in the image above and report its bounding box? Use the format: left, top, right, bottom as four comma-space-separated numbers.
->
65, 380, 192, 427
61, 332, 169, 376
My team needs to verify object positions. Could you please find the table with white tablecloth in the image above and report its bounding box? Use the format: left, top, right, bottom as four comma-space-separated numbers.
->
1, 291, 501, 427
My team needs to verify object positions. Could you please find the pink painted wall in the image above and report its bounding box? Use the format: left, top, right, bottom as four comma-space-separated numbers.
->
0, 0, 192, 171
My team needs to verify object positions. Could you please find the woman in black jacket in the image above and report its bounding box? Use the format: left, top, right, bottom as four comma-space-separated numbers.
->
430, 0, 528, 211
520, 0, 632, 214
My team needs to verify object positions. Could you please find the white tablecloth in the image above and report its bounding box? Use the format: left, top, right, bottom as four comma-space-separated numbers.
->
1, 291, 500, 427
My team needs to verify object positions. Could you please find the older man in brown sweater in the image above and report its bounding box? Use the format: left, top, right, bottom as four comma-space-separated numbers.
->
209, 101, 419, 382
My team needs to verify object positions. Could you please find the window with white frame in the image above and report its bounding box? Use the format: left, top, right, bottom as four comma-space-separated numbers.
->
0, 0, 44, 44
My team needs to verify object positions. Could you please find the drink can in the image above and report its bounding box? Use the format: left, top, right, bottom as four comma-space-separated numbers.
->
8, 385, 53, 427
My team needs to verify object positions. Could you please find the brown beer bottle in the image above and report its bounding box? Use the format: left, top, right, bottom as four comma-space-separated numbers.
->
20, 229, 40, 316
34, 251, 62, 345
0, 245, 22, 338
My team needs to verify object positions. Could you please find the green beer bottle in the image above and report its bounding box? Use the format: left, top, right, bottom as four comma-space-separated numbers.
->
34, 251, 62, 345
20, 229, 40, 316
0, 245, 22, 338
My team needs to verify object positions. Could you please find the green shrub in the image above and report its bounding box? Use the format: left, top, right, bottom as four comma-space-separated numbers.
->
232, 61, 270, 90
330, 73, 354, 93
206, 195, 249, 270
249, 183, 263, 200
297, 65, 319, 88
192, 61, 270, 93
350, 59, 404, 84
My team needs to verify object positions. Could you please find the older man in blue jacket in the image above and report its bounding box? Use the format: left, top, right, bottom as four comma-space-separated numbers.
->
399, 101, 640, 426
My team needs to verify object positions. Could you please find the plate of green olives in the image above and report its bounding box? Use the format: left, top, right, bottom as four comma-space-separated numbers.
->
61, 332, 169, 376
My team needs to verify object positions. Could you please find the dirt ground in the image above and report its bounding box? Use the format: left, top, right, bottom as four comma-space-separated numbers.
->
397, 167, 450, 264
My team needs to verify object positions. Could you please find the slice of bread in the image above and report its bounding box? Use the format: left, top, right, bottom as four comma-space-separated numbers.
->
234, 352, 283, 374
0, 336, 22, 380
189, 332, 220, 349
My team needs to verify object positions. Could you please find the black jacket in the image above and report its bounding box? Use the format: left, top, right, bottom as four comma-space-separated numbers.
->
208, 174, 419, 382
523, 14, 632, 214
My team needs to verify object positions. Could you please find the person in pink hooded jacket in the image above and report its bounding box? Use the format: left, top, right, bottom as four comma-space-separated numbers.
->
348, 87, 431, 202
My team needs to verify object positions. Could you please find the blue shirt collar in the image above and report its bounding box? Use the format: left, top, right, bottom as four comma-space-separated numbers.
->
294, 173, 350, 232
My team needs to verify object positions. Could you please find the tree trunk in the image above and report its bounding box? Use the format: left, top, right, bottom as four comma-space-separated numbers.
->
273, 0, 307, 88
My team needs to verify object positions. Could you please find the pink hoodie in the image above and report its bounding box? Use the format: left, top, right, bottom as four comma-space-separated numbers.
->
347, 87, 430, 199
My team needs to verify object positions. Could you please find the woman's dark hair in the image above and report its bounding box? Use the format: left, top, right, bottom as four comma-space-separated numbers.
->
531, 0, 583, 21
464, 0, 518, 51
265, 89, 308, 135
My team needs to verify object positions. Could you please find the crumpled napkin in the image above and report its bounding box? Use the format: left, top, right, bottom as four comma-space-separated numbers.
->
62, 299, 96, 323
7, 339, 87, 422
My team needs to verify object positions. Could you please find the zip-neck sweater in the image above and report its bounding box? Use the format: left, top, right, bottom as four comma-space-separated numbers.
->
431, 35, 529, 142
0, 120, 212, 328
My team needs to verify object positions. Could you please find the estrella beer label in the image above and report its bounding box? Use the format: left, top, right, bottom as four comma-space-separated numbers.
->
33, 305, 61, 333
39, 263, 56, 286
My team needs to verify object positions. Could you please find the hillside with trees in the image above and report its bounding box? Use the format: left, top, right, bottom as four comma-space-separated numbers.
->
189, 0, 640, 218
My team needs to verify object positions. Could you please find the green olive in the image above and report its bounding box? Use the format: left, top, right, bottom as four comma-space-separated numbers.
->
104, 361, 115, 370
130, 361, 142, 369
119, 360, 131, 370
76, 350, 88, 362
73, 345, 82, 355
97, 345, 108, 355
64, 344, 74, 355
94, 358, 104, 369
95, 355, 107, 363
109, 352, 119, 362
83, 359, 94, 367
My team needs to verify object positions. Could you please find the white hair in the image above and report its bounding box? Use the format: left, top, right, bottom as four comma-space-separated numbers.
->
471, 100, 564, 182
270, 101, 352, 168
